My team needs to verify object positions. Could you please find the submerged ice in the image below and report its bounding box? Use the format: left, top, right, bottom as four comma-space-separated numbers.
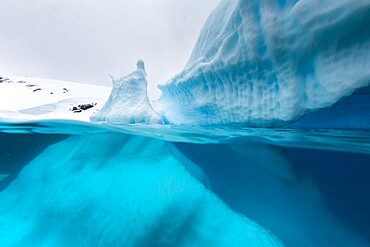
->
0, 133, 283, 247
155, 0, 370, 126
1, 127, 369, 246
175, 142, 370, 247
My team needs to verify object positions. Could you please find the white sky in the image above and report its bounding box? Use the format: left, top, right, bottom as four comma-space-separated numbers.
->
0, 0, 220, 99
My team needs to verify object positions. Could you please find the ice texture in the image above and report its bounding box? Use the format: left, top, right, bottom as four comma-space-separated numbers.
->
156, 0, 370, 126
91, 60, 163, 124
0, 133, 283, 247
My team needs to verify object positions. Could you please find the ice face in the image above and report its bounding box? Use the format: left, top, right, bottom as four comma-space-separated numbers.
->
0, 133, 284, 247
155, 0, 370, 126
91, 60, 163, 124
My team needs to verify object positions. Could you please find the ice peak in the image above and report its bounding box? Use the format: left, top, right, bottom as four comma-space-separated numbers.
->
91, 61, 163, 124
136, 59, 146, 73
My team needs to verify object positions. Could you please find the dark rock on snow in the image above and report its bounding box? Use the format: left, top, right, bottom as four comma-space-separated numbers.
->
70, 103, 97, 113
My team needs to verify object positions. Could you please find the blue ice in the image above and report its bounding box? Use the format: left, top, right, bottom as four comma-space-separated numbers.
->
155, 0, 370, 126
0, 133, 283, 247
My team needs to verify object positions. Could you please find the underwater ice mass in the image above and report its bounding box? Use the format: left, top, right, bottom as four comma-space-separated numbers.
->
0, 134, 285, 247
1, 0, 370, 246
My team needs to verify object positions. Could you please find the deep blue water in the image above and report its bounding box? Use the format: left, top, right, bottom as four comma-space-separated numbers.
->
0, 120, 369, 246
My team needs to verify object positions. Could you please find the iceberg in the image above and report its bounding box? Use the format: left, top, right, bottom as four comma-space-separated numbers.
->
1, 0, 370, 246
0, 133, 284, 247
155, 0, 370, 126
290, 88, 370, 129
91, 60, 163, 124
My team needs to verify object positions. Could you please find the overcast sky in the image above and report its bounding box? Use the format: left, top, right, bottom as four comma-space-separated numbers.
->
0, 0, 220, 98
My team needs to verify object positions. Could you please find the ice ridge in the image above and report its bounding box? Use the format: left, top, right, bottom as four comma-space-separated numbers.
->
155, 0, 370, 126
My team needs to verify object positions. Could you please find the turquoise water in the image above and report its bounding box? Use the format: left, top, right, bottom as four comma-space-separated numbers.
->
0, 120, 369, 246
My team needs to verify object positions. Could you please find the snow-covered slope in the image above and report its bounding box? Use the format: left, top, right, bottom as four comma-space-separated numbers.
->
155, 0, 370, 126
0, 76, 111, 122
